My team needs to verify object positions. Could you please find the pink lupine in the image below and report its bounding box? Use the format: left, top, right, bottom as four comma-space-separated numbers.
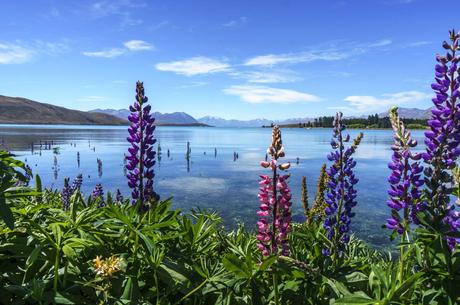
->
257, 126, 292, 257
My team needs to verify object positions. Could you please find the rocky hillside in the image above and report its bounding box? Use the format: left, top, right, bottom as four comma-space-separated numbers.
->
0, 95, 127, 125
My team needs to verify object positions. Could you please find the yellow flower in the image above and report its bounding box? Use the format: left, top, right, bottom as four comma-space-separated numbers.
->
93, 255, 124, 277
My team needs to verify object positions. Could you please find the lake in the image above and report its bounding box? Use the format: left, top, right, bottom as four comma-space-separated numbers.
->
0, 124, 426, 248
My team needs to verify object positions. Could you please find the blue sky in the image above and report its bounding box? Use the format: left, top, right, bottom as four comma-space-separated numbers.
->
0, 0, 456, 120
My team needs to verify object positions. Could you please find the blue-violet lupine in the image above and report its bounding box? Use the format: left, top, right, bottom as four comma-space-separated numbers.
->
323, 112, 363, 257
116, 189, 124, 203
92, 183, 104, 207
62, 178, 72, 211
62, 174, 83, 210
126, 81, 159, 211
423, 30, 460, 251
385, 107, 424, 235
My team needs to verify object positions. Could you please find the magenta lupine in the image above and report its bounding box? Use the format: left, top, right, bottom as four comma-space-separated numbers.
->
422, 30, 460, 251
386, 107, 424, 235
323, 112, 363, 258
126, 81, 159, 211
257, 126, 292, 257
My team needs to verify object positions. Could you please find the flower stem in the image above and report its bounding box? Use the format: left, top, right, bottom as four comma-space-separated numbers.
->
273, 271, 280, 305
53, 248, 60, 291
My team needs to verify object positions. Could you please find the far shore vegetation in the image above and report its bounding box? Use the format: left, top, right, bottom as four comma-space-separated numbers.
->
263, 113, 428, 129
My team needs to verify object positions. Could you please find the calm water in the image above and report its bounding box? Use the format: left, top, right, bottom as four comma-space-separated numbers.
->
0, 124, 426, 247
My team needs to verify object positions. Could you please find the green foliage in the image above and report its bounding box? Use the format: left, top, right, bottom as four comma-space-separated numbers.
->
0, 150, 35, 229
1, 188, 459, 304
0, 152, 459, 304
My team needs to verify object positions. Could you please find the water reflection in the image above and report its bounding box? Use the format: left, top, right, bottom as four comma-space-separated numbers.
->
0, 124, 427, 248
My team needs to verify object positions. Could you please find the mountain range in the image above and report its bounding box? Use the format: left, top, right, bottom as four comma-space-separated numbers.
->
89, 109, 208, 126
377, 107, 431, 119
0, 94, 432, 126
92, 107, 432, 127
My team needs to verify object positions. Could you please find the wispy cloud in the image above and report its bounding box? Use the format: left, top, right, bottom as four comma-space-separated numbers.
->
403, 41, 432, 48
230, 70, 301, 83
83, 40, 153, 58
123, 40, 154, 51
90, 0, 146, 17
342, 91, 431, 112
244, 39, 393, 67
0, 40, 70, 64
244, 51, 346, 66
148, 20, 171, 31
76, 96, 109, 102
179, 81, 208, 89
224, 85, 320, 104
223, 17, 248, 27
368, 39, 392, 47
155, 57, 230, 76
82, 48, 125, 58
90, 0, 146, 27
0, 43, 34, 64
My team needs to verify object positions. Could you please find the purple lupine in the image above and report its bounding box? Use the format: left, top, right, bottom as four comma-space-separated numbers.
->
385, 107, 424, 235
116, 189, 124, 203
257, 126, 292, 257
72, 174, 83, 192
323, 112, 363, 258
92, 183, 104, 207
62, 174, 83, 210
126, 81, 159, 211
62, 177, 72, 210
423, 30, 460, 251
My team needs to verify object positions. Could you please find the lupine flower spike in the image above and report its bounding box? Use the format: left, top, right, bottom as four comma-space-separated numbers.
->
126, 81, 159, 211
257, 126, 292, 257
62, 178, 72, 211
323, 112, 363, 258
423, 30, 460, 251
62, 174, 83, 210
116, 189, 124, 203
385, 107, 424, 236
306, 164, 329, 226
92, 183, 104, 207
301, 176, 308, 218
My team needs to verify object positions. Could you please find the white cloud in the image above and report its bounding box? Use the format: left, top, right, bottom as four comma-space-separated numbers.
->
224, 85, 320, 104
344, 91, 431, 112
124, 40, 154, 51
244, 39, 393, 67
244, 51, 347, 66
89, 0, 146, 28
91, 0, 146, 17
368, 39, 392, 47
76, 96, 109, 102
83, 40, 154, 58
155, 56, 230, 76
0, 43, 34, 64
231, 70, 301, 83
179, 81, 208, 89
82, 48, 125, 58
0, 40, 70, 64
223, 17, 248, 27
403, 41, 431, 48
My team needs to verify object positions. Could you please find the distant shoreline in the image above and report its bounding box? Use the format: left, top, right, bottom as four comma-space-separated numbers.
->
262, 125, 428, 130
0, 122, 211, 127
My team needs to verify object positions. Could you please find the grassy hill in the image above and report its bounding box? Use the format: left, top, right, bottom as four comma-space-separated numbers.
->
0, 95, 127, 125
